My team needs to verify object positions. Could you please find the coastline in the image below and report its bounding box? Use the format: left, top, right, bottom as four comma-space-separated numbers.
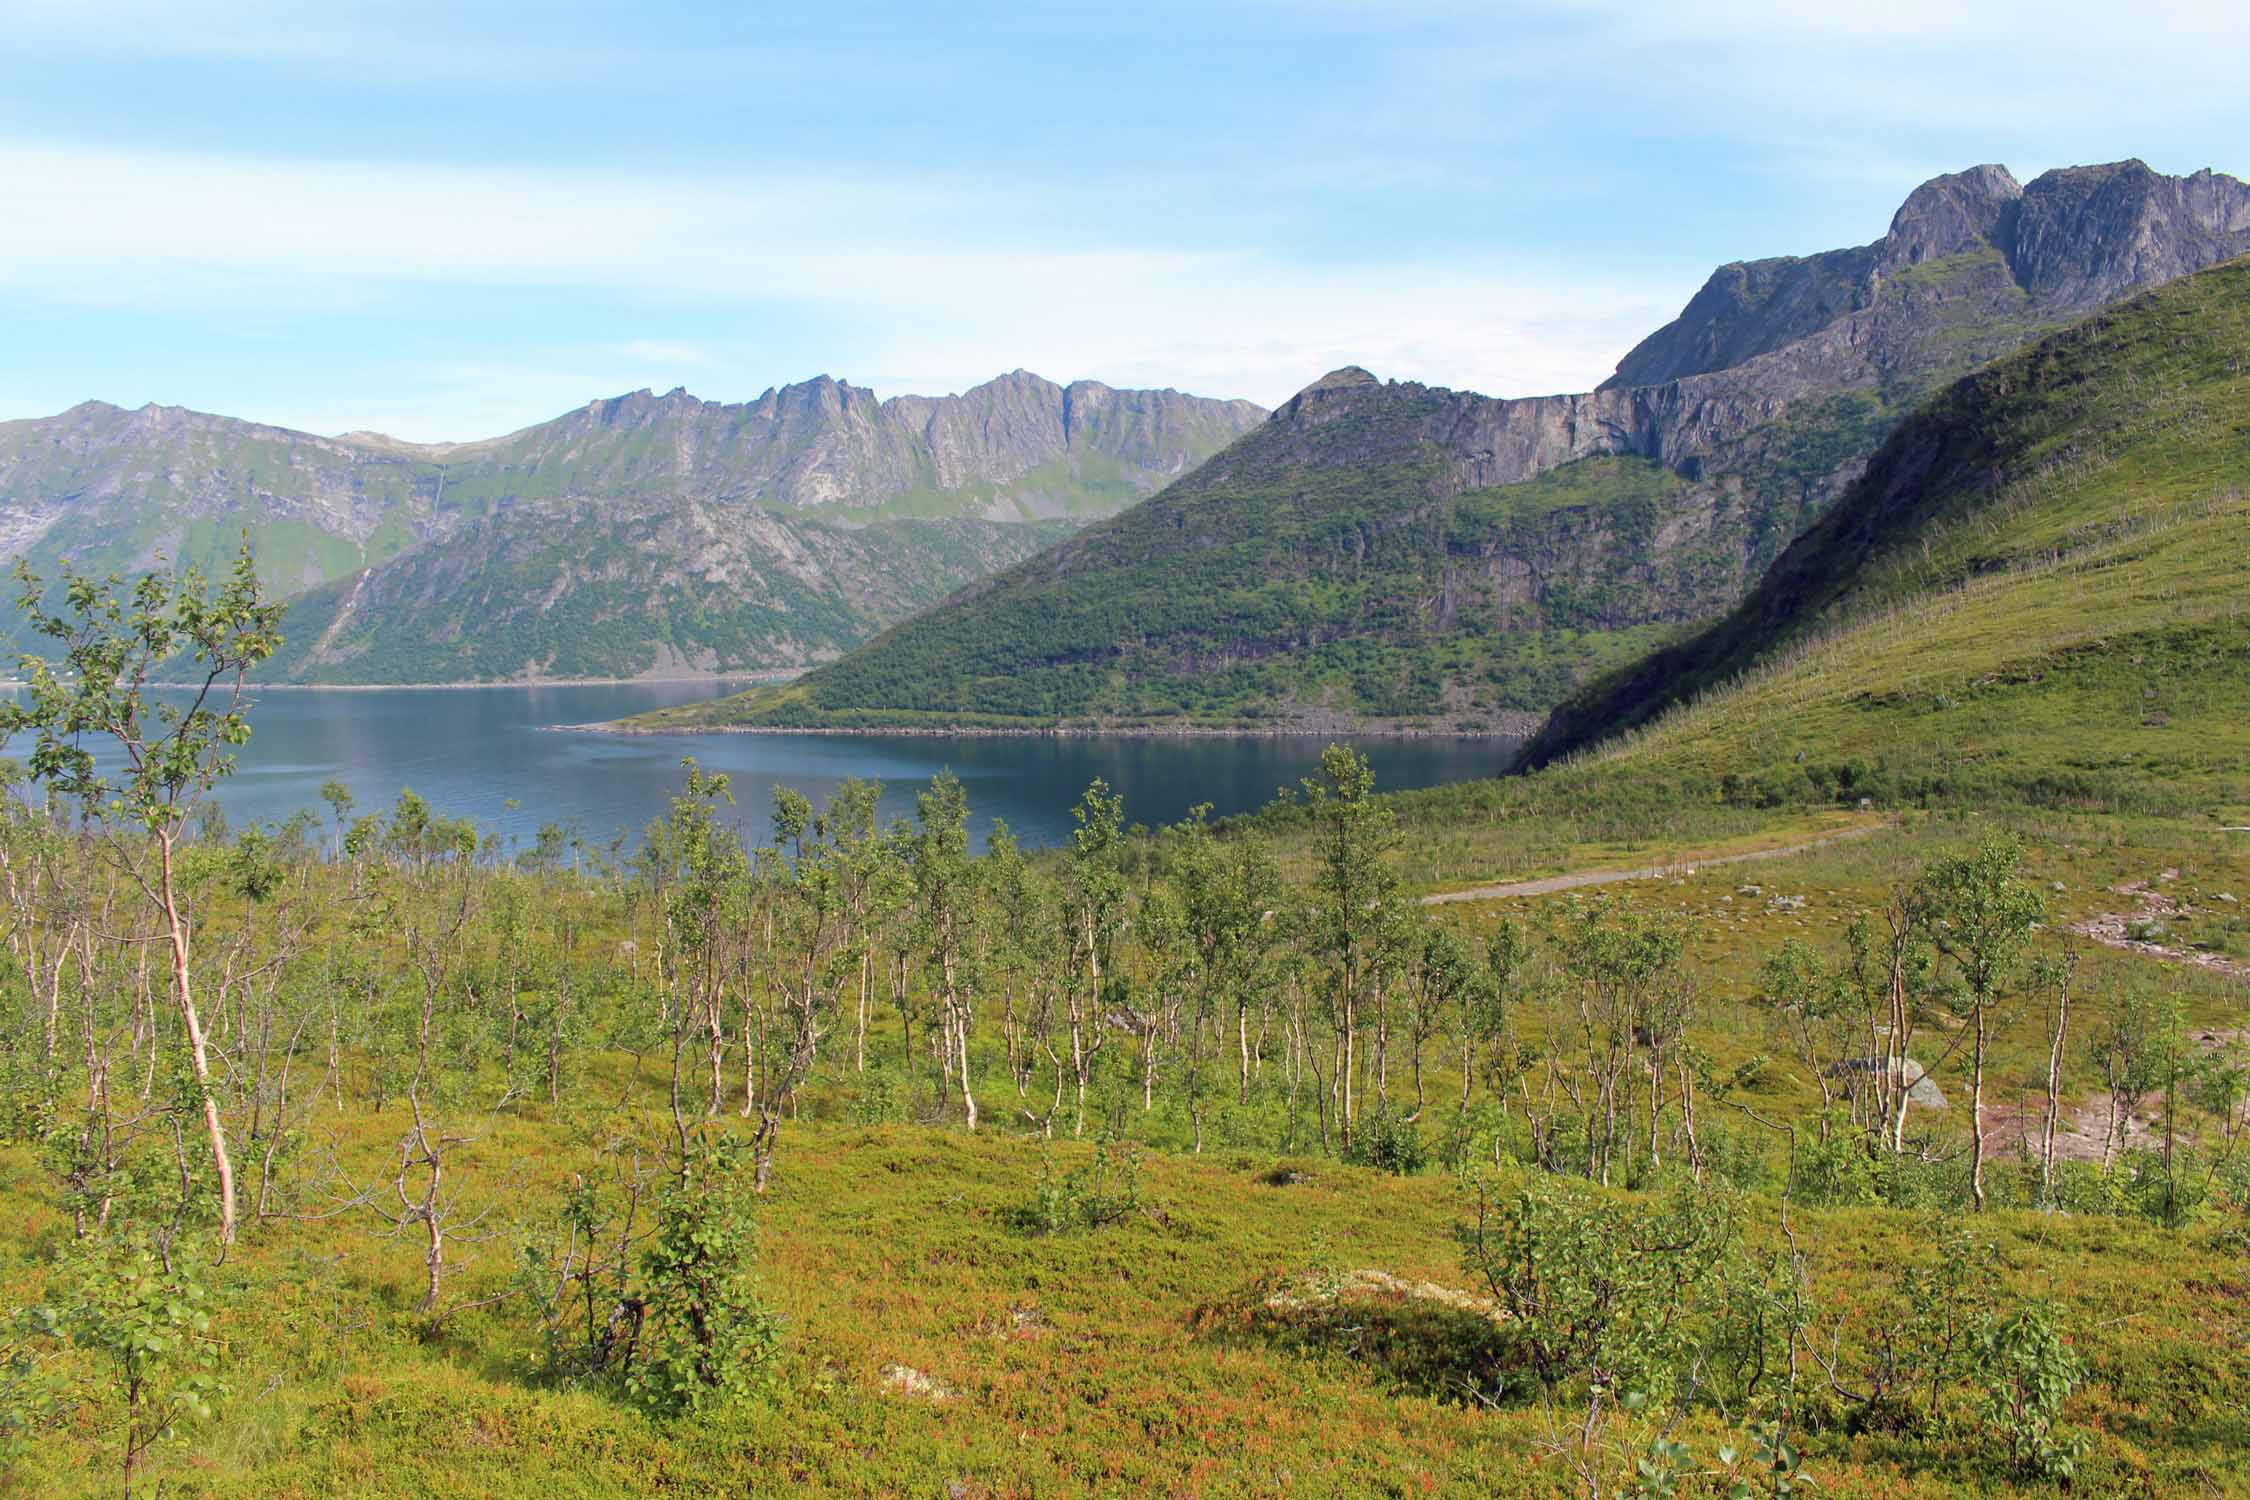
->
156, 673, 801, 694
562, 715, 1538, 741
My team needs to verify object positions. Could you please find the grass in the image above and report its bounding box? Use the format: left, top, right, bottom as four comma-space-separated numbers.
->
5, 804, 2246, 1499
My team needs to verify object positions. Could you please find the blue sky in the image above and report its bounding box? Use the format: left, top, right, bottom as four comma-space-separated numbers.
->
3, 0, 2244, 440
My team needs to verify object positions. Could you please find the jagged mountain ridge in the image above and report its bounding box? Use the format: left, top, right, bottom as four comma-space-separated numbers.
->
0, 372, 1263, 592
376, 370, 1267, 521
642, 158, 2250, 733
1609, 160, 2250, 389
0, 371, 1265, 680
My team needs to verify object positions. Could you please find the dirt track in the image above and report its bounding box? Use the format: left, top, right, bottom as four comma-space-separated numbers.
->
1422, 822, 1889, 906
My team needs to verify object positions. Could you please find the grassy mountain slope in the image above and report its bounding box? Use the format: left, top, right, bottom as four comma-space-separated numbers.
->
645, 161, 2250, 734
0, 401, 435, 602
1519, 256, 2250, 819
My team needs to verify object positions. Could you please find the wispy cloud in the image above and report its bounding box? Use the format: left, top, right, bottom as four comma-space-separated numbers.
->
0, 138, 1674, 437
12, 1, 2241, 440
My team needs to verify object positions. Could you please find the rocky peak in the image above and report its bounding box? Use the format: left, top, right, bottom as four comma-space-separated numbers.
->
1273, 366, 1384, 428
1301, 366, 1380, 394
1879, 163, 2022, 270
1603, 244, 1876, 391
981, 368, 1062, 396
582, 388, 672, 427
1606, 158, 2250, 391
2009, 159, 2250, 303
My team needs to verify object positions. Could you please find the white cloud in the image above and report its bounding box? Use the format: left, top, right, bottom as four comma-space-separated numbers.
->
0, 139, 1674, 437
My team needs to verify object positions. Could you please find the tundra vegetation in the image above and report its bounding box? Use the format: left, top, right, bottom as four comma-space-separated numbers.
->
0, 558, 2243, 1498
5, 260, 2250, 1496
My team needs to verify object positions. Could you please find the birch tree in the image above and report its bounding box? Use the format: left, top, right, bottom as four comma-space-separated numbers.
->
1, 543, 283, 1246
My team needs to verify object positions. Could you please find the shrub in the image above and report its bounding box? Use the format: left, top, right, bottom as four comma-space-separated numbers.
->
1793, 1112, 1885, 1207
1978, 1300, 2087, 1480
1011, 1137, 1144, 1235
27, 1230, 226, 1497
1345, 1103, 1428, 1176
626, 1140, 780, 1418
1455, 1176, 1734, 1403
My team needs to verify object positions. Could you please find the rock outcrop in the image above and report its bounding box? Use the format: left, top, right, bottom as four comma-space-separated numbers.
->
1608, 159, 2250, 391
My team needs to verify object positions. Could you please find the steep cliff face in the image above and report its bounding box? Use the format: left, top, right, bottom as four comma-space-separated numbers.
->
1606, 159, 2250, 391
655, 159, 2250, 733
0, 371, 1263, 672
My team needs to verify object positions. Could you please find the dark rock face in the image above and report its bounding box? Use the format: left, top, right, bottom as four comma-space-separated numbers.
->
2008, 161, 2250, 304
1880, 165, 2024, 270
1608, 159, 2250, 392
1605, 247, 1879, 394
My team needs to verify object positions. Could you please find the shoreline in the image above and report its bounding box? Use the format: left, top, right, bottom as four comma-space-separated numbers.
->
150, 673, 800, 694
562, 717, 1537, 742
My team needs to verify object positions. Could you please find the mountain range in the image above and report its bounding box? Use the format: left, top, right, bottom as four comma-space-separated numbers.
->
640, 158, 2250, 734
0, 373, 1264, 681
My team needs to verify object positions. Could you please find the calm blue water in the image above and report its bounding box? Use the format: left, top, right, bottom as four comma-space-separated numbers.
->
2, 684, 1516, 853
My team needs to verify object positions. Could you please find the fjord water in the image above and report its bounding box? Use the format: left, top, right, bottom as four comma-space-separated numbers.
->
4, 684, 1512, 851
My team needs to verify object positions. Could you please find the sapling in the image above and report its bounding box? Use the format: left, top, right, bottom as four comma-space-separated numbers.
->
1978, 1300, 2086, 1480
1914, 835, 2042, 1211
627, 1135, 778, 1417
1, 543, 284, 1247
30, 1228, 226, 1498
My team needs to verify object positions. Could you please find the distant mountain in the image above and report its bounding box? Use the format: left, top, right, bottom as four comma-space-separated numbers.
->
1515, 256, 2250, 812
260, 506, 1076, 686
639, 159, 2250, 734
0, 373, 1264, 680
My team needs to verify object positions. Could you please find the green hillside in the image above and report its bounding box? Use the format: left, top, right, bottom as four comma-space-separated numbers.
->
627, 396, 1866, 735
1520, 256, 2250, 820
